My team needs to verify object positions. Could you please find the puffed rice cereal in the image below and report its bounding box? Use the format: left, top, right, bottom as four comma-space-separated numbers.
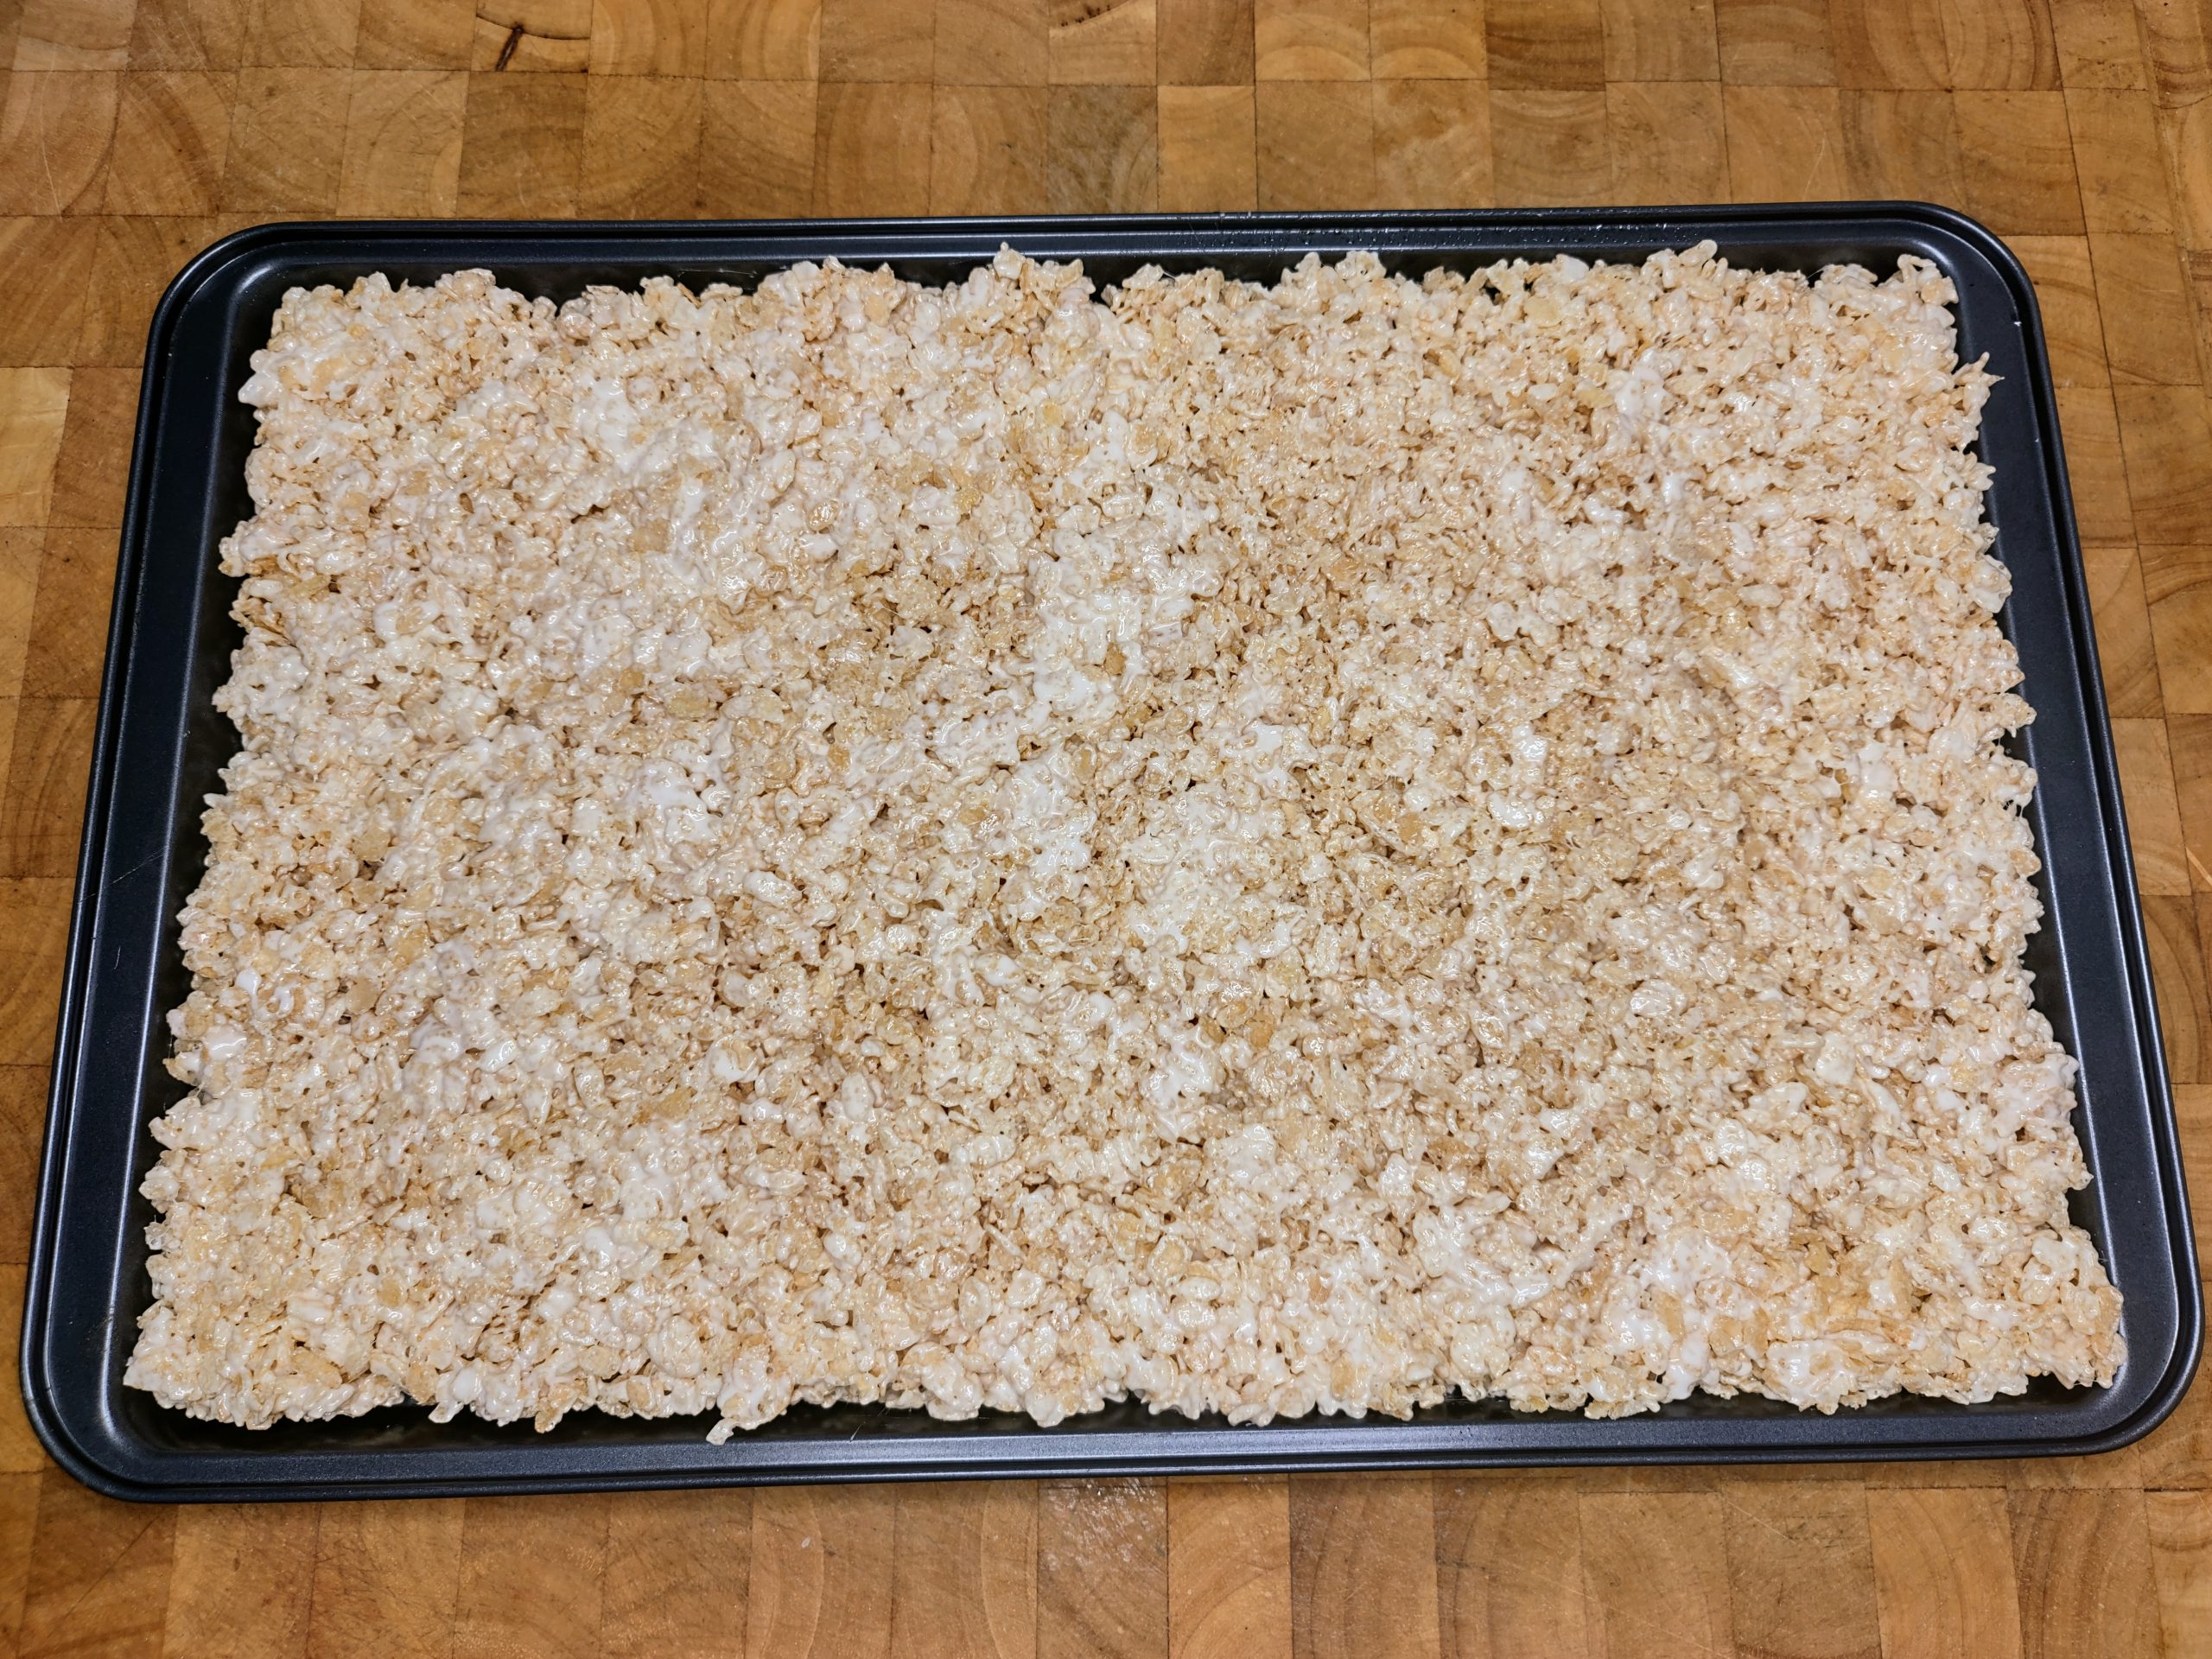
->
127, 245, 2125, 1438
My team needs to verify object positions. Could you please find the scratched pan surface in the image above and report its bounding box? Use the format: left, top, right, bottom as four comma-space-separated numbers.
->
22, 207, 2199, 1501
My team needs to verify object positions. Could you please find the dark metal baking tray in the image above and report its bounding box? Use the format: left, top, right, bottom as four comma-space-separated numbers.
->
23, 207, 2199, 1501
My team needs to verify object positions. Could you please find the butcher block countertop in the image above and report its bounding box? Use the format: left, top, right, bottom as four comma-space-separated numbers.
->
3, 0, 2212, 1651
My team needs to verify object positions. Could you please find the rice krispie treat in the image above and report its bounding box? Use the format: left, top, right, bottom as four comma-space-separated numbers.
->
128, 245, 2124, 1437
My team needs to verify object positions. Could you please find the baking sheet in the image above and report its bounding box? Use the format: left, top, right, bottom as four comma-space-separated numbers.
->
22, 207, 2198, 1500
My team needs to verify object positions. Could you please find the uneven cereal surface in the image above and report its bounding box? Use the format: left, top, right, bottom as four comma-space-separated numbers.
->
129, 246, 2124, 1438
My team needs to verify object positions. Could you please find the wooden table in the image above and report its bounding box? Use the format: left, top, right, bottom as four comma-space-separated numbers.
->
2, 0, 2209, 1651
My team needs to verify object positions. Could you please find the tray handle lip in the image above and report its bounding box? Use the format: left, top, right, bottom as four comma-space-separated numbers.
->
25, 205, 2202, 1501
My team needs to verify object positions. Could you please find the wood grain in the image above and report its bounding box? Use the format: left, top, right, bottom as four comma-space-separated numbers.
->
339, 67, 465, 214
891, 1481, 1037, 1659
1050, 0, 1155, 85
1831, 0, 1948, 89
1606, 79, 1726, 203
1167, 1478, 1289, 1659
1955, 89, 2083, 232
0, 372, 68, 528
0, 1473, 34, 1656
0, 219, 97, 369
1158, 0, 1252, 82
22, 527, 118, 699
2067, 87, 2172, 232
703, 0, 819, 78
2116, 716, 2193, 896
2094, 232, 2197, 384
0, 696, 92, 878
455, 1493, 612, 1658
1600, 0, 1715, 83
748, 1485, 897, 1657
164, 1507, 320, 1659
2047, 0, 2141, 90
103, 69, 233, 213
21, 1466, 174, 1659
13, 0, 136, 71
2182, 1082, 2212, 1298
1486, 0, 1601, 87
6, 7, 2212, 1655
2145, 892, 2209, 1084
1940, 0, 2055, 91
0, 880, 68, 1066
2120, 388, 2212, 545
0, 1268, 44, 1459
469, 0, 594, 71
76, 215, 226, 366
1869, 1488, 2024, 1659
1255, 0, 1370, 80
1370, 0, 1484, 79
588, 0, 709, 76
2133, 0, 2212, 106
2013, 233, 2107, 387
2010, 1489, 2161, 1659
2151, 1489, 2212, 1659
819, 0, 932, 80
0, 73, 119, 213
1724, 82, 1847, 200
1839, 88, 1966, 204
1579, 1491, 1733, 1659
2142, 543, 2212, 711
2082, 542, 2164, 716
250, 0, 364, 67
306, 1499, 465, 1659
581, 73, 702, 214
1159, 83, 1255, 209
1723, 1482, 1881, 1659
701, 79, 816, 214
1491, 86, 1606, 202
1434, 1477, 1588, 1658
1047, 82, 1156, 211
45, 372, 134, 531
935, 0, 1046, 86
2144, 1331, 2212, 1491
931, 82, 1049, 213
1374, 77, 1490, 207
1039, 1480, 1167, 1659
1714, 0, 1834, 85
458, 70, 586, 214
128, 0, 251, 70
1288, 1476, 1439, 1659
0, 1076, 30, 1262
2051, 385, 2135, 542
221, 66, 350, 211
1256, 79, 1374, 207
357, 0, 477, 69
815, 79, 931, 213
601, 1488, 751, 1658
2174, 715, 2212, 892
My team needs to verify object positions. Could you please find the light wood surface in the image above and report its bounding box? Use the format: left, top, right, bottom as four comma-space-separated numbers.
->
2, 0, 2210, 1651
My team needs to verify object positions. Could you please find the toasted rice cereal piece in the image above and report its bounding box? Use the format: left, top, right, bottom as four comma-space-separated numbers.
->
127, 245, 2124, 1438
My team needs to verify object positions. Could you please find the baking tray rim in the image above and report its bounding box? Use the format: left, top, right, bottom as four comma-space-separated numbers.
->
24, 203, 2201, 1502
